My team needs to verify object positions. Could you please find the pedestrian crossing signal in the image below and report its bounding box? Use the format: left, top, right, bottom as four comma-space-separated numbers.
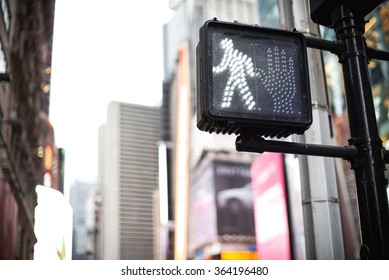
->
196, 19, 312, 138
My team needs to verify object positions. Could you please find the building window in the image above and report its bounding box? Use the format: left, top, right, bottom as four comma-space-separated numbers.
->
258, 0, 280, 28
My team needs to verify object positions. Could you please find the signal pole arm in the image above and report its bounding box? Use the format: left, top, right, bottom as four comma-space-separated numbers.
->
236, 133, 358, 160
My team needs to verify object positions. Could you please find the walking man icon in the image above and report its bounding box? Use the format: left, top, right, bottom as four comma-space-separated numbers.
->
212, 38, 256, 110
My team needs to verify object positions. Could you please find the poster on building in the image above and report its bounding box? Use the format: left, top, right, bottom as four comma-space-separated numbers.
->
189, 157, 256, 258
188, 164, 218, 255
251, 152, 291, 260
214, 160, 255, 237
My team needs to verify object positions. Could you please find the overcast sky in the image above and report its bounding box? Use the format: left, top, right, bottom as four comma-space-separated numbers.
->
49, 0, 171, 195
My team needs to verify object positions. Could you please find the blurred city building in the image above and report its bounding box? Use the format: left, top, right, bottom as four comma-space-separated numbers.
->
69, 180, 95, 260
161, 0, 389, 260
97, 101, 160, 260
0, 0, 61, 259
161, 0, 259, 260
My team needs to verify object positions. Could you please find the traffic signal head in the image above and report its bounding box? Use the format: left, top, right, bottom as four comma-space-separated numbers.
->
196, 20, 312, 138
310, 0, 386, 27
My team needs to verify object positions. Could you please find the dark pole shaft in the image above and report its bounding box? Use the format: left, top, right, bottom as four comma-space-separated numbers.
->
333, 6, 389, 259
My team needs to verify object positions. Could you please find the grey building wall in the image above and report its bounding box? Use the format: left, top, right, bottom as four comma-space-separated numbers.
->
98, 101, 160, 260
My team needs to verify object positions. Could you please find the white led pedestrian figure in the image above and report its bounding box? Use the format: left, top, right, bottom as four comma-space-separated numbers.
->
213, 38, 256, 110
213, 38, 297, 115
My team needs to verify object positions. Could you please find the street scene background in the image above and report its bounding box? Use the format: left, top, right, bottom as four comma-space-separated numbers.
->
0, 0, 388, 260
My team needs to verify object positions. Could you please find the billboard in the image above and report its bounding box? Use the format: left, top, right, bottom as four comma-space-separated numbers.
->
189, 156, 256, 257
251, 153, 291, 260
188, 164, 217, 254
214, 160, 254, 237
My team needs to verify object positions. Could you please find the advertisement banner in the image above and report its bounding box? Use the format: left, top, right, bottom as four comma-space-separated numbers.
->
188, 164, 217, 254
251, 153, 291, 260
189, 157, 256, 258
213, 160, 254, 237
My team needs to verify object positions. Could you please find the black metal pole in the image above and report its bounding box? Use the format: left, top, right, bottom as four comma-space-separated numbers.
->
236, 134, 357, 160
305, 36, 343, 55
236, 134, 389, 165
305, 36, 389, 62
332, 6, 389, 259
367, 47, 389, 61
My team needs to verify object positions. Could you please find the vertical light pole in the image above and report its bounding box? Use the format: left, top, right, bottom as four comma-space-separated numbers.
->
331, 5, 389, 259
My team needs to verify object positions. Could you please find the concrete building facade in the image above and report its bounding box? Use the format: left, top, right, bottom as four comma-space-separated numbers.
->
0, 0, 56, 259
97, 101, 160, 260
